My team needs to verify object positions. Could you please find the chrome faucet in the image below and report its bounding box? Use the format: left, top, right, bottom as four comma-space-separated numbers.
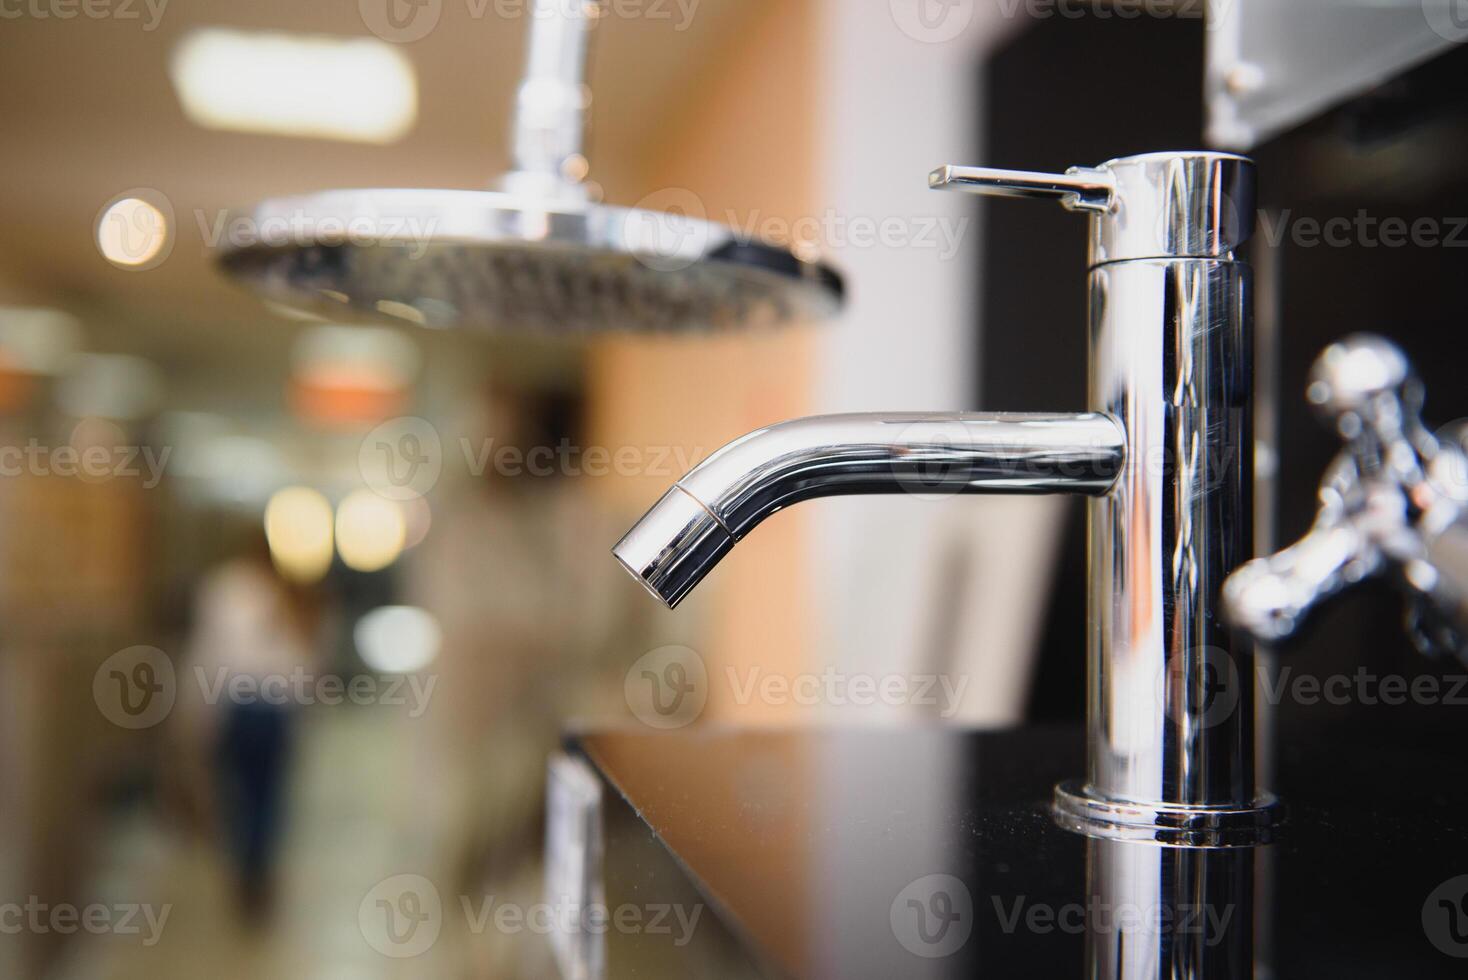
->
1225, 335, 1468, 662
614, 151, 1269, 844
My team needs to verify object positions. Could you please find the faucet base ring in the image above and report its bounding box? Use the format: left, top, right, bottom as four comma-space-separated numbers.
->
1052, 781, 1279, 849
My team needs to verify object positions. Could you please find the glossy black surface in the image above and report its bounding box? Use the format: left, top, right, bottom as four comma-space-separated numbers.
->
571, 724, 1468, 978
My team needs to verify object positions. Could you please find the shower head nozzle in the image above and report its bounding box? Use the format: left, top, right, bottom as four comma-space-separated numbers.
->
216, 188, 844, 333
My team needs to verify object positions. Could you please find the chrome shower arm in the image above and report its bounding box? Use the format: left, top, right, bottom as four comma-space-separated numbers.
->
505, 0, 597, 199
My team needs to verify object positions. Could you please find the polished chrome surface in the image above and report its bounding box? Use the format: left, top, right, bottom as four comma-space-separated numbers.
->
503, 0, 596, 202
1083, 835, 1263, 978
613, 413, 1125, 608
941, 152, 1266, 840
1089, 153, 1255, 267
932, 152, 1256, 265
1080, 257, 1266, 829
1224, 335, 1468, 663
928, 165, 1116, 213
216, 0, 844, 333
616, 152, 1266, 843
613, 486, 733, 609
1054, 782, 1275, 850
215, 188, 844, 333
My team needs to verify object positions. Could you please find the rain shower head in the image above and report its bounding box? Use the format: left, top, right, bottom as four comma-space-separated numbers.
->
216, 188, 843, 332
215, 2, 843, 333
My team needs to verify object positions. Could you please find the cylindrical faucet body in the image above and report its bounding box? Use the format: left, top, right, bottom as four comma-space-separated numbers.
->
939, 152, 1270, 841
1049, 153, 1271, 842
1084, 255, 1256, 812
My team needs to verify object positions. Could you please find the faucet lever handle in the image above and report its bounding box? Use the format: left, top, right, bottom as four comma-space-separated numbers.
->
928, 164, 1115, 213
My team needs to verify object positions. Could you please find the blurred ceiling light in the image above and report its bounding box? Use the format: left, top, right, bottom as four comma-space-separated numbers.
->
291, 324, 420, 425
354, 605, 441, 674
96, 197, 170, 268
335, 489, 406, 572
170, 28, 417, 144
264, 486, 335, 583
56, 353, 164, 421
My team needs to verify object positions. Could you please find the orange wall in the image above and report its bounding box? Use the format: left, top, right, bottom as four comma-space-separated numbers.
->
586, 0, 820, 723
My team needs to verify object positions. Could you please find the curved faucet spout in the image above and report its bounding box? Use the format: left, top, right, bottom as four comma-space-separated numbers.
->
612, 412, 1124, 608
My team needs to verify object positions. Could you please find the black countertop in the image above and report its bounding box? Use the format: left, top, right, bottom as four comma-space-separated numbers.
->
567, 721, 1468, 978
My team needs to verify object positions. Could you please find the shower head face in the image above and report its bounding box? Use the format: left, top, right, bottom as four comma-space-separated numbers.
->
216, 188, 844, 333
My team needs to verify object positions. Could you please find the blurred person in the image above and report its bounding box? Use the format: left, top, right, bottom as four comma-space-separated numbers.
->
402, 379, 660, 969
183, 530, 322, 923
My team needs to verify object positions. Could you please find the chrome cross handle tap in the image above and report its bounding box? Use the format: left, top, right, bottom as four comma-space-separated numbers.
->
1225, 335, 1468, 662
